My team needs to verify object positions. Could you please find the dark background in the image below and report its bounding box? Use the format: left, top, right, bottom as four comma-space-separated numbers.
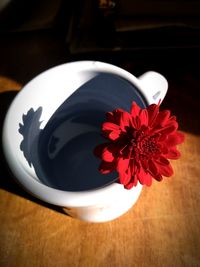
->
0, 0, 200, 83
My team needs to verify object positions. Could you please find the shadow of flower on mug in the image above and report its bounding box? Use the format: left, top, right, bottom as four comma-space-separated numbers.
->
18, 105, 120, 193
19, 107, 43, 168
18, 105, 119, 192
0, 91, 66, 215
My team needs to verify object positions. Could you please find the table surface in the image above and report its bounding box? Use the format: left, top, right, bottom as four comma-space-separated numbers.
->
0, 68, 200, 267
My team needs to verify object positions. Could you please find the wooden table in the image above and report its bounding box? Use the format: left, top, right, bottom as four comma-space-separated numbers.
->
0, 70, 200, 267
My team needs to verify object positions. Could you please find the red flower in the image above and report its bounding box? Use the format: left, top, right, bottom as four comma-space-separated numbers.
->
94, 101, 184, 189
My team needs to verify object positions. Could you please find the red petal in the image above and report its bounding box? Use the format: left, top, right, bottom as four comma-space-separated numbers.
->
102, 148, 114, 162
99, 161, 116, 174
109, 131, 121, 141
102, 122, 121, 140
117, 157, 131, 185
139, 109, 148, 127
119, 171, 131, 186
137, 166, 152, 186
156, 161, 174, 177
148, 159, 163, 181
140, 158, 148, 170
124, 166, 136, 188
147, 103, 159, 126
131, 102, 141, 117
144, 173, 152, 186
117, 157, 129, 172
102, 122, 120, 132
120, 111, 132, 131
155, 156, 169, 166
94, 143, 109, 158
169, 115, 177, 122
154, 121, 178, 135
124, 177, 138, 189
158, 134, 167, 142
165, 131, 185, 147
125, 159, 139, 188
155, 110, 170, 127
164, 147, 181, 159
132, 115, 141, 130
101, 143, 120, 162
106, 109, 123, 124
148, 159, 158, 174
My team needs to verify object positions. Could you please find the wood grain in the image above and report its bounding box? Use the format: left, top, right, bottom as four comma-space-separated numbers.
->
0, 75, 200, 267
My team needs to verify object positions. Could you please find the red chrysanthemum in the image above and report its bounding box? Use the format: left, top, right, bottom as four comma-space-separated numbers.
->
94, 101, 184, 189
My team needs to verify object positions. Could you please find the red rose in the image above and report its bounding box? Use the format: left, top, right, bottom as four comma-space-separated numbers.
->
94, 101, 184, 189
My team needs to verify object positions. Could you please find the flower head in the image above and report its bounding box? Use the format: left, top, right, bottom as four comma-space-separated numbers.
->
94, 101, 184, 189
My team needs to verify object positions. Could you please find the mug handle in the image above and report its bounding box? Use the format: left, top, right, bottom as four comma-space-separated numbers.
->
138, 71, 168, 104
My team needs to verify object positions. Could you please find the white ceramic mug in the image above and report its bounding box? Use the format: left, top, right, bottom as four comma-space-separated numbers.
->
2, 61, 168, 222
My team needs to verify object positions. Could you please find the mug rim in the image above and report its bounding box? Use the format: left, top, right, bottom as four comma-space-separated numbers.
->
2, 60, 149, 207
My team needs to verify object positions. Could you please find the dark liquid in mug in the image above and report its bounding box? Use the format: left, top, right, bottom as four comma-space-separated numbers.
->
35, 72, 147, 191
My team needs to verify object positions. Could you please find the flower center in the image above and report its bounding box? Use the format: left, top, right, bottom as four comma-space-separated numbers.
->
129, 133, 160, 159
140, 137, 160, 156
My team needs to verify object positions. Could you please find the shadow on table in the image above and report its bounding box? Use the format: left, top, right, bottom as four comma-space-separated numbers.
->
0, 91, 67, 215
